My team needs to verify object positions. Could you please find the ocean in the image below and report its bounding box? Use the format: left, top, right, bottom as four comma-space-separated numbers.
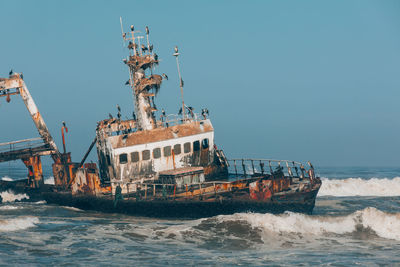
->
0, 165, 399, 266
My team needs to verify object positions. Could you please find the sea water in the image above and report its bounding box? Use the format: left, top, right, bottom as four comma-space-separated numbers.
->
0, 165, 399, 266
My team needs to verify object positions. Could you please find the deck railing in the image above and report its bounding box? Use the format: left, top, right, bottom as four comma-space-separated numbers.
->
227, 158, 314, 180
0, 137, 46, 153
160, 113, 205, 127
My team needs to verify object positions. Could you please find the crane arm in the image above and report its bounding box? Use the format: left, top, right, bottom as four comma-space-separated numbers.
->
0, 74, 61, 162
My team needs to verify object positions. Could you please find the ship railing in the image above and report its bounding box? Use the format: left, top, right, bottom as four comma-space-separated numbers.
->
0, 137, 46, 153
160, 113, 205, 127
227, 158, 315, 180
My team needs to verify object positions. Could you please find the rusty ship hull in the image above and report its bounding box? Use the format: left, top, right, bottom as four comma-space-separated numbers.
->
42, 185, 320, 219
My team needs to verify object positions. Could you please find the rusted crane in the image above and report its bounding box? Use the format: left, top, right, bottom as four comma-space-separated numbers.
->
0, 72, 72, 188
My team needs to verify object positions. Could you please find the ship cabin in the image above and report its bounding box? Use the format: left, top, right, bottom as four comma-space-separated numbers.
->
96, 114, 227, 193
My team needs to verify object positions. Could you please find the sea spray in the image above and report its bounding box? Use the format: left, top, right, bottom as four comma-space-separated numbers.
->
0, 190, 29, 202
0, 217, 39, 232
319, 177, 400, 196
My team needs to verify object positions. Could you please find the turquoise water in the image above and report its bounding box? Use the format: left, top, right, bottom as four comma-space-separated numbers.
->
0, 165, 399, 266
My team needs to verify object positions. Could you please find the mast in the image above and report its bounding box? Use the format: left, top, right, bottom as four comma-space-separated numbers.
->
121, 24, 162, 131
173, 46, 186, 121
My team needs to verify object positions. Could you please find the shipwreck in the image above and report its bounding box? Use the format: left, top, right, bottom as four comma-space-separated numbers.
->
0, 23, 321, 218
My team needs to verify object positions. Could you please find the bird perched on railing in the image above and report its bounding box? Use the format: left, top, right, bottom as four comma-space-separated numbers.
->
201, 108, 209, 119
141, 44, 148, 53
187, 106, 194, 118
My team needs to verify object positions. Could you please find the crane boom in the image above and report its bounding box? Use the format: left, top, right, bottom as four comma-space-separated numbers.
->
0, 72, 62, 187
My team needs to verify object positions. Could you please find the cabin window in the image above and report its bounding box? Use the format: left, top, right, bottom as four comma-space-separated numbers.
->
163, 146, 171, 157
131, 152, 139, 162
193, 140, 200, 151
174, 144, 181, 155
142, 150, 150, 161
153, 148, 161, 159
202, 138, 209, 149
119, 153, 128, 164
184, 142, 191, 153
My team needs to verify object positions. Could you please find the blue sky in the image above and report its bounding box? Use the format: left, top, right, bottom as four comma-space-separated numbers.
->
0, 0, 399, 167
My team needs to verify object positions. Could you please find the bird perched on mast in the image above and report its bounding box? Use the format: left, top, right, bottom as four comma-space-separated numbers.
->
141, 44, 148, 53
117, 104, 121, 119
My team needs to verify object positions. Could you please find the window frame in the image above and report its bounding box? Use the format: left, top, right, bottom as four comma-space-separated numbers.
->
173, 144, 181, 155
119, 153, 128, 164
184, 142, 191, 153
142, 150, 150, 161
163, 146, 172, 157
193, 140, 200, 152
153, 148, 161, 159
131, 151, 140, 163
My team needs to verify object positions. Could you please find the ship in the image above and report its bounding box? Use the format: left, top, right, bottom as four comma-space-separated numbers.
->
0, 23, 321, 218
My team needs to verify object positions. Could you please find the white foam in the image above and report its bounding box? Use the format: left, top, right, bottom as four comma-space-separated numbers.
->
219, 207, 400, 241
0, 205, 20, 210
1, 176, 13, 182
62, 206, 83, 212
0, 216, 39, 232
319, 177, 400, 197
0, 190, 29, 202
44, 176, 55, 185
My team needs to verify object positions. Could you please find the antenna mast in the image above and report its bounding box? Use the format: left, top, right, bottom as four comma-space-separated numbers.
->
120, 17, 126, 46
173, 46, 185, 121
145, 26, 151, 54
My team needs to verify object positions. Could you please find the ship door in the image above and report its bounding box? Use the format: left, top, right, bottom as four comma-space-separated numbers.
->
200, 138, 210, 166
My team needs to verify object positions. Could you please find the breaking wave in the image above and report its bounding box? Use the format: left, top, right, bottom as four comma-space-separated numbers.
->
218, 207, 400, 241
0, 217, 39, 232
0, 190, 29, 202
1, 176, 13, 182
319, 177, 400, 197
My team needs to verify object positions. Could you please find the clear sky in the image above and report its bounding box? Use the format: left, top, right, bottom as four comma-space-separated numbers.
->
0, 0, 399, 167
